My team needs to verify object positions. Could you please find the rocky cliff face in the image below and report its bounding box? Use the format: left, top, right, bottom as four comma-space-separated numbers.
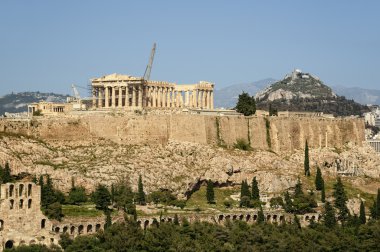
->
0, 129, 379, 197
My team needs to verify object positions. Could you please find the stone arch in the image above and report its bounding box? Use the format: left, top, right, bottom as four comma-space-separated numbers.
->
0, 219, 3, 231
55, 227, 60, 233
167, 218, 172, 223
218, 215, 224, 222
9, 184, 14, 197
19, 240, 26, 246
78, 225, 84, 234
305, 215, 310, 221
9, 199, 14, 209
232, 215, 237, 221
318, 215, 322, 221
19, 199, 24, 209
87, 224, 93, 233
239, 214, 244, 220
28, 184, 32, 196
28, 199, 32, 209
266, 215, 271, 222
273, 215, 278, 222
253, 215, 258, 221
136, 220, 142, 226
41, 219, 46, 229
70, 226, 75, 235
95, 224, 101, 232
63, 226, 68, 233
246, 214, 251, 222
29, 240, 36, 245
311, 215, 316, 221
225, 215, 231, 221
279, 216, 285, 223
5, 240, 14, 249
152, 218, 159, 227
19, 184, 24, 197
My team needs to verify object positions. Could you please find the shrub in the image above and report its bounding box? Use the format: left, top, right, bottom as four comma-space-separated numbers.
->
234, 138, 252, 151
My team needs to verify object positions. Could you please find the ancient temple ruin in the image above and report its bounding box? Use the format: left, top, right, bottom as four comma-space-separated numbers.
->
91, 73, 214, 110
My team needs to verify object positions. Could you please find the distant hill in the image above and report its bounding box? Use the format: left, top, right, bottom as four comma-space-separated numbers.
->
0, 92, 70, 116
331, 86, 380, 105
255, 69, 369, 116
214, 78, 276, 108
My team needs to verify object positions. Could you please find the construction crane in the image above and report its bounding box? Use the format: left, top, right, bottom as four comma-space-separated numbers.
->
71, 84, 81, 100
143, 43, 156, 81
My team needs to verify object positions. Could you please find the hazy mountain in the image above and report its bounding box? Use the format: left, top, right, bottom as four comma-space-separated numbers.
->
255, 69, 368, 116
331, 86, 380, 105
214, 78, 276, 108
0, 92, 70, 116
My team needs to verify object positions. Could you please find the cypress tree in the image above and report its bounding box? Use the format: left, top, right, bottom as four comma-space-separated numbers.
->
370, 200, 377, 219
293, 214, 301, 229
206, 180, 215, 204
92, 184, 111, 211
257, 205, 265, 224
321, 179, 326, 203
376, 188, 380, 218
284, 191, 293, 213
0, 165, 3, 183
294, 178, 303, 198
32, 175, 37, 184
323, 202, 336, 228
137, 175, 146, 205
3, 162, 12, 183
251, 177, 260, 201
315, 167, 323, 191
359, 200, 366, 224
173, 213, 179, 225
104, 210, 112, 230
333, 177, 349, 222
304, 141, 310, 176
240, 180, 251, 199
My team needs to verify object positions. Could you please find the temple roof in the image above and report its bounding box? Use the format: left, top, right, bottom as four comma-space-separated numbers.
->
91, 73, 142, 82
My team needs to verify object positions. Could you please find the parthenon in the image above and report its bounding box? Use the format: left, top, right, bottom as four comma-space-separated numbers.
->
91, 73, 214, 110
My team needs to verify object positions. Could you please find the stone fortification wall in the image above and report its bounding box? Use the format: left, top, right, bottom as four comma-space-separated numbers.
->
0, 115, 365, 151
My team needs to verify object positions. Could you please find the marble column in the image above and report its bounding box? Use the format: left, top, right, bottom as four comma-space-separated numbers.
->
105, 87, 109, 108
92, 88, 96, 108
193, 90, 197, 108
125, 86, 129, 107
132, 86, 136, 107
118, 87, 122, 108
162, 87, 167, 108
197, 90, 202, 109
152, 87, 156, 107
210, 91, 214, 109
111, 87, 116, 108
98, 88, 102, 108
166, 88, 171, 108
185, 91, 189, 107
138, 86, 143, 108
157, 87, 161, 108
205, 90, 209, 109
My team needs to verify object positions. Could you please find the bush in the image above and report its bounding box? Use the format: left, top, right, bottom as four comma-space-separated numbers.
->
68, 187, 87, 205
234, 138, 252, 151
223, 199, 233, 208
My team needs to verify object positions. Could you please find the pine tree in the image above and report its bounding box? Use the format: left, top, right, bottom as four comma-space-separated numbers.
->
304, 141, 310, 177
294, 178, 303, 198
321, 179, 326, 203
42, 175, 57, 208
323, 202, 336, 228
257, 205, 265, 224
32, 175, 37, 184
206, 180, 215, 204
137, 175, 146, 205
240, 180, 251, 199
333, 177, 349, 222
359, 200, 366, 224
284, 191, 293, 213
235, 92, 256, 116
315, 167, 323, 191
251, 177, 260, 201
92, 184, 111, 212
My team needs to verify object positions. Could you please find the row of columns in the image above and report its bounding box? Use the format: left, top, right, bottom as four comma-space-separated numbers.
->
368, 140, 380, 153
92, 85, 214, 109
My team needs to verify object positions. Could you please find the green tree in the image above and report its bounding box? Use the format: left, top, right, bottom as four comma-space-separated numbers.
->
321, 179, 326, 203
105, 210, 112, 230
59, 233, 73, 250
206, 180, 215, 204
173, 213, 179, 225
112, 181, 135, 214
304, 141, 310, 176
41, 175, 57, 208
235, 92, 256, 116
359, 200, 366, 224
315, 167, 323, 190
257, 205, 265, 224
323, 201, 336, 228
45, 202, 63, 221
284, 191, 293, 213
137, 175, 146, 205
92, 184, 111, 212
333, 177, 349, 223
68, 186, 87, 205
251, 177, 260, 201
0, 162, 12, 183
293, 214, 301, 229
376, 188, 380, 218
294, 178, 303, 198
240, 180, 251, 199
269, 103, 278, 116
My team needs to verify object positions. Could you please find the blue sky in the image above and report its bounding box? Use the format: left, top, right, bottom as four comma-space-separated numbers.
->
0, 0, 379, 96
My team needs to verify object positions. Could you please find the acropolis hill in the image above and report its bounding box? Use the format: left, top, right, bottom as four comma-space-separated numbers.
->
2, 112, 379, 198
